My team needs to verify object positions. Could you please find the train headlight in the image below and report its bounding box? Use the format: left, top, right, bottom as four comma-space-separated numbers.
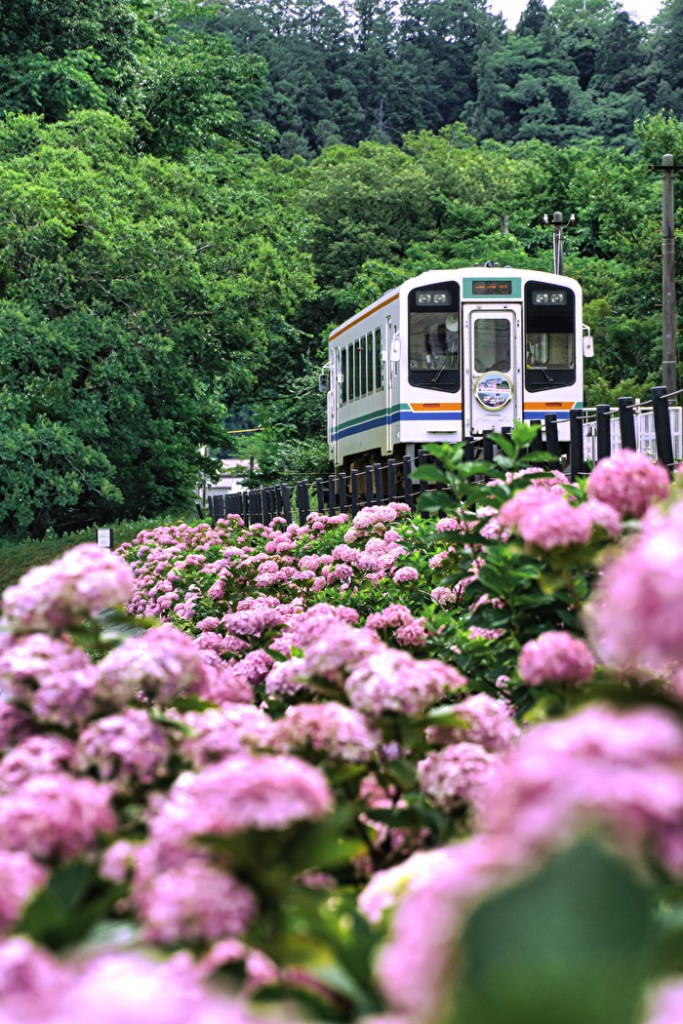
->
416, 290, 452, 306
532, 289, 568, 305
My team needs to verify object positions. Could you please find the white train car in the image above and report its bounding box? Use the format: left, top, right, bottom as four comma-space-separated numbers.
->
325, 266, 593, 469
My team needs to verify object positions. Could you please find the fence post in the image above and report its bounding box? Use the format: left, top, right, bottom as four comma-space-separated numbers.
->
328, 474, 336, 514
596, 404, 611, 462
387, 458, 397, 503
282, 484, 292, 524
240, 492, 249, 527
315, 478, 325, 514
374, 462, 384, 503
364, 466, 374, 506
350, 470, 359, 516
482, 430, 494, 461
417, 449, 428, 494
651, 385, 675, 472
569, 408, 585, 481
403, 454, 414, 509
544, 414, 559, 467
529, 420, 543, 453
338, 472, 347, 515
296, 481, 309, 526
463, 436, 475, 462
618, 397, 637, 451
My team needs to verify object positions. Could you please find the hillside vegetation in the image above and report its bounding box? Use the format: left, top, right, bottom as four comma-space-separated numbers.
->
1, 0, 683, 538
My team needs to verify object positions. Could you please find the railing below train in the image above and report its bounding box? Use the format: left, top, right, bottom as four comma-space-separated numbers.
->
205, 386, 681, 527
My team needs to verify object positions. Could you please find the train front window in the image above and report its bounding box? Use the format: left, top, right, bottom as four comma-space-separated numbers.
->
408, 282, 460, 393
474, 319, 511, 373
526, 332, 574, 371
525, 281, 576, 392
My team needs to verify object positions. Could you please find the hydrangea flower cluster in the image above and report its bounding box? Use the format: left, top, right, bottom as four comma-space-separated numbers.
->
586, 448, 670, 519
517, 630, 596, 687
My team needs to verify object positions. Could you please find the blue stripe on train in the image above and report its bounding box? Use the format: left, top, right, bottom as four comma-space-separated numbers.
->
334, 410, 462, 441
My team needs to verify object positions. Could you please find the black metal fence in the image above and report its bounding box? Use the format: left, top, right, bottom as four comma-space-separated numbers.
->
206, 387, 680, 528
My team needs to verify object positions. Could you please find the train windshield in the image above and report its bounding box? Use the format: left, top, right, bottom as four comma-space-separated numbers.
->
408, 283, 460, 392
524, 281, 576, 391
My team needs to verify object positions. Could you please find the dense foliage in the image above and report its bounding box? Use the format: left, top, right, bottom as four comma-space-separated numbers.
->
1, 0, 683, 534
208, 0, 683, 154
2, 437, 683, 1023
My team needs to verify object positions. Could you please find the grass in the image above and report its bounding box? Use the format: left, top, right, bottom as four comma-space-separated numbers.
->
0, 509, 200, 593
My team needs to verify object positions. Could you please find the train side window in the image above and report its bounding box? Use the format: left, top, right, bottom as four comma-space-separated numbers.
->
367, 332, 374, 392
340, 348, 347, 404
360, 336, 367, 395
354, 340, 360, 398
347, 343, 354, 401
375, 328, 383, 388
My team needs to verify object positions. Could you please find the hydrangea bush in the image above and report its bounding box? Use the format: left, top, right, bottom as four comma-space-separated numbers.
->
1, 432, 683, 1024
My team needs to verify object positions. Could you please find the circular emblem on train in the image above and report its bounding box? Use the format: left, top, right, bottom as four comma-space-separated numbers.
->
474, 372, 513, 410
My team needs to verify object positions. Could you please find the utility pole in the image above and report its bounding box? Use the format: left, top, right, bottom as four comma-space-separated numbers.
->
542, 211, 576, 275
661, 154, 678, 395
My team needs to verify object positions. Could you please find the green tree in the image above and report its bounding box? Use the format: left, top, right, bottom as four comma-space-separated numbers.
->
0, 110, 315, 538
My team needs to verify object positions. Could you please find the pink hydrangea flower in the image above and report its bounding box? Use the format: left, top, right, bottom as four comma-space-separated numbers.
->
643, 978, 683, 1024
0, 773, 116, 861
499, 489, 592, 550
478, 702, 683, 874
584, 498, 683, 676
587, 448, 670, 519
425, 693, 520, 752
0, 634, 99, 727
75, 710, 172, 793
1, 544, 134, 634
179, 706, 275, 769
95, 626, 208, 707
0, 704, 34, 752
267, 702, 380, 762
0, 937, 68, 1016
392, 567, 419, 585
149, 753, 333, 843
417, 742, 500, 812
138, 861, 257, 945
344, 649, 467, 717
0, 735, 77, 792
517, 631, 596, 687
0, 852, 48, 934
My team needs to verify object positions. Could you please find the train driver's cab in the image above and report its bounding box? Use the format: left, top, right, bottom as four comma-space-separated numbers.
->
407, 283, 461, 392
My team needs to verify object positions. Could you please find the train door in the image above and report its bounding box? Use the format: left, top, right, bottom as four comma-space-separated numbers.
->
328, 348, 339, 466
463, 307, 522, 436
385, 317, 395, 454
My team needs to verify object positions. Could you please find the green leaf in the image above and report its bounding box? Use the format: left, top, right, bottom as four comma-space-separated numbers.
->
452, 840, 654, 1024
410, 465, 448, 484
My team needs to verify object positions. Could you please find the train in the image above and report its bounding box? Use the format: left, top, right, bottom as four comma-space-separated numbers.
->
323, 265, 593, 471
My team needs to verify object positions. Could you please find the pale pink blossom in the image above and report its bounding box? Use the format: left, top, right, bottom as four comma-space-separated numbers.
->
0, 735, 76, 791
417, 742, 500, 812
75, 710, 171, 792
149, 753, 333, 843
0, 852, 48, 933
517, 630, 596, 687
1, 544, 134, 634
344, 649, 467, 717
179, 706, 274, 768
0, 773, 116, 861
643, 977, 683, 1024
139, 862, 257, 945
584, 498, 683, 676
267, 702, 380, 761
425, 693, 520, 752
587, 448, 670, 519
392, 567, 419, 585
95, 626, 208, 707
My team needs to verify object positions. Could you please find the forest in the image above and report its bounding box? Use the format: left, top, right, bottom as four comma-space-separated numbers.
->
1, 0, 683, 538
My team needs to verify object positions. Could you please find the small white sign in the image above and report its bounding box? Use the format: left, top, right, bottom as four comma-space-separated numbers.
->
97, 528, 113, 549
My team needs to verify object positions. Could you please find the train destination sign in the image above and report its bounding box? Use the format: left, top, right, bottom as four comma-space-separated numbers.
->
471, 280, 513, 296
